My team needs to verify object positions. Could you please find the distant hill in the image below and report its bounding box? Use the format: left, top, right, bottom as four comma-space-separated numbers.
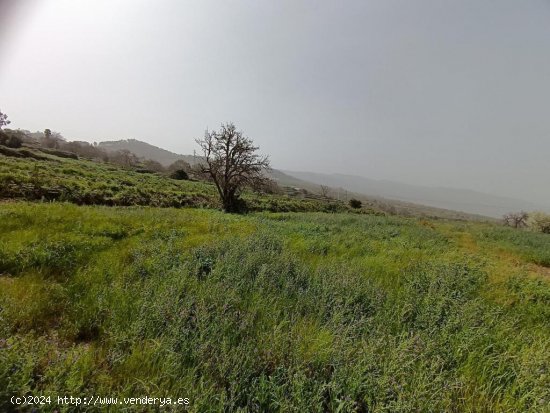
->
283, 171, 546, 218
98, 139, 197, 166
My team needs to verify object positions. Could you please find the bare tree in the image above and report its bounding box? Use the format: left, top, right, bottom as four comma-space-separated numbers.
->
319, 185, 331, 199
503, 211, 528, 228
195, 122, 270, 212
0, 110, 10, 129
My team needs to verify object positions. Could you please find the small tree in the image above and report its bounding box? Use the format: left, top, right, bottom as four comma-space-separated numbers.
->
319, 185, 331, 198
0, 110, 10, 129
196, 122, 270, 212
349, 198, 362, 209
503, 211, 528, 229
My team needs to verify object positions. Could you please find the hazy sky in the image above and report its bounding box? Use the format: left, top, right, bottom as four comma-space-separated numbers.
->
1, 0, 549, 205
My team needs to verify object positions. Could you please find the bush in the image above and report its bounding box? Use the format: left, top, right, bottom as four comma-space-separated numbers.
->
0, 131, 23, 148
349, 198, 362, 209
170, 169, 189, 180
528, 211, 550, 234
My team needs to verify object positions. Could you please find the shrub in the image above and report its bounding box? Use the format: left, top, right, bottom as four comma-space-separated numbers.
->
528, 211, 550, 234
349, 198, 362, 209
170, 169, 189, 180
0, 131, 23, 148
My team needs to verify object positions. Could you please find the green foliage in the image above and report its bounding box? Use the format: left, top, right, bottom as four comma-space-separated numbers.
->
349, 198, 362, 209
478, 224, 550, 267
0, 153, 349, 213
169, 169, 189, 180
0, 110, 9, 129
0, 130, 23, 148
0, 204, 548, 411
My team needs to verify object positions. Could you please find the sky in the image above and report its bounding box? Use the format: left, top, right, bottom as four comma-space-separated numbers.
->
1, 0, 549, 205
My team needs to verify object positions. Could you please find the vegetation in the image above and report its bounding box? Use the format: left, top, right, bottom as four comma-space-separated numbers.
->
477, 223, 550, 267
0, 203, 548, 412
0, 130, 23, 149
0, 151, 215, 207
349, 198, 362, 209
196, 123, 271, 212
1, 128, 178, 173
502, 211, 528, 228
0, 111, 21, 148
0, 128, 549, 411
0, 151, 346, 213
169, 168, 190, 180
319, 185, 331, 198
502, 210, 550, 236
0, 110, 10, 129
529, 211, 550, 234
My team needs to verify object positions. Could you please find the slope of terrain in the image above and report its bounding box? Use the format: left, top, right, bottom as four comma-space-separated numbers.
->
0, 150, 346, 213
0, 203, 548, 412
97, 139, 499, 220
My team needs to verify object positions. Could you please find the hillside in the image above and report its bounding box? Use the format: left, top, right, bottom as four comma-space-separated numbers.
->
98, 139, 197, 166
0, 148, 347, 213
284, 170, 547, 218
98, 139, 499, 220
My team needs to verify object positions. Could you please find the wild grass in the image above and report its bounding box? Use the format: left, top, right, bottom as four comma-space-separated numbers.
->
0, 153, 347, 213
1, 203, 548, 412
477, 224, 550, 267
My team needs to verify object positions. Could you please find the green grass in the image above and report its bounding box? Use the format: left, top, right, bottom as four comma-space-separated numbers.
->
0, 152, 348, 213
1, 203, 548, 412
477, 224, 550, 267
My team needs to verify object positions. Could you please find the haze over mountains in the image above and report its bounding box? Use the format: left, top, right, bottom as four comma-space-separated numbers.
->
98, 139, 548, 218
283, 171, 546, 219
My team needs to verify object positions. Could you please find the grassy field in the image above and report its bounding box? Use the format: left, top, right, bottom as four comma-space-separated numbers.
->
1, 202, 548, 412
0, 151, 348, 213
